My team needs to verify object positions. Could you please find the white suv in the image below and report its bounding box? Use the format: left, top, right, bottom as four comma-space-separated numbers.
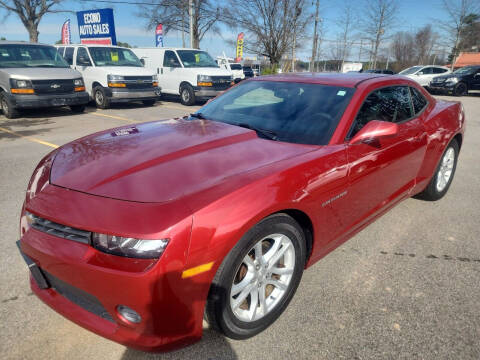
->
57, 44, 160, 108
133, 48, 233, 106
399, 65, 451, 88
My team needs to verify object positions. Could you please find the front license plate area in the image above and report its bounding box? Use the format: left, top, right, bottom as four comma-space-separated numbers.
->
52, 98, 67, 106
16, 240, 50, 289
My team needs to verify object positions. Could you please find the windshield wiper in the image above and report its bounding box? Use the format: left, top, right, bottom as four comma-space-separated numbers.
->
189, 112, 207, 120
235, 123, 278, 141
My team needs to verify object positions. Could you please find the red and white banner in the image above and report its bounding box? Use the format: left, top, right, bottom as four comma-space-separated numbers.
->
80, 37, 112, 45
155, 23, 164, 47
61, 19, 71, 44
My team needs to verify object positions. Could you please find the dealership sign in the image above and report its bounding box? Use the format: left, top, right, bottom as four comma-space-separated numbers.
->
76, 8, 117, 45
155, 23, 164, 47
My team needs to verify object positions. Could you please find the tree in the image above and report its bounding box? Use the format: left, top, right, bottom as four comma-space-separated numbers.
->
438, 0, 479, 68
0, 0, 65, 42
414, 25, 438, 64
139, 0, 220, 49
337, 3, 356, 71
390, 31, 415, 71
222, 0, 311, 67
117, 41, 132, 48
362, 0, 398, 69
457, 13, 480, 51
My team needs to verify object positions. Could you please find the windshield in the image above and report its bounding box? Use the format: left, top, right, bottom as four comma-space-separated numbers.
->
196, 80, 355, 145
177, 50, 218, 68
0, 44, 69, 68
453, 66, 478, 75
399, 66, 423, 75
88, 47, 143, 67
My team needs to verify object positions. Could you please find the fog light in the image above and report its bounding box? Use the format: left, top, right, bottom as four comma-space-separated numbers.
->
117, 305, 141, 323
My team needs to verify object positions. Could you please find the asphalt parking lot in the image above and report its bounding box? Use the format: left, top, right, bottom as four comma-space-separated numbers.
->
1, 94, 479, 360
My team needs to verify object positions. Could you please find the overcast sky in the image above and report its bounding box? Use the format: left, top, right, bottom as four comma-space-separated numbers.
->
0, 0, 453, 61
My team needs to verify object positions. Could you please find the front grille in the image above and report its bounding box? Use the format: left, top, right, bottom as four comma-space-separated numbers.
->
123, 76, 152, 81
432, 78, 446, 84
122, 76, 154, 90
211, 76, 232, 82
125, 82, 154, 90
32, 79, 74, 95
43, 269, 115, 323
28, 213, 91, 244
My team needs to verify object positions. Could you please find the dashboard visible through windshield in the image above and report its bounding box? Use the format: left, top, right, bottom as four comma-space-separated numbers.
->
196, 80, 355, 145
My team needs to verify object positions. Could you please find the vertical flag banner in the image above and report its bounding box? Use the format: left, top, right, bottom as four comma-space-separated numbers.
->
155, 24, 164, 47
76, 8, 117, 45
235, 32, 244, 62
61, 19, 71, 44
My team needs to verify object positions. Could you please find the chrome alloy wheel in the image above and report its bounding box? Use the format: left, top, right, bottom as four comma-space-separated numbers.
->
181, 88, 190, 103
230, 234, 295, 322
95, 90, 104, 105
436, 147, 455, 192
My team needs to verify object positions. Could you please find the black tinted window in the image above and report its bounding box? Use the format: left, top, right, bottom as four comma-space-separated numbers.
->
64, 47, 74, 65
421, 67, 433, 75
163, 50, 180, 67
410, 87, 428, 114
198, 81, 355, 145
433, 67, 447, 74
353, 86, 413, 134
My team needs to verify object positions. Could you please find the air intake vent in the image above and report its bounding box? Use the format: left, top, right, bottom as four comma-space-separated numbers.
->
28, 213, 91, 244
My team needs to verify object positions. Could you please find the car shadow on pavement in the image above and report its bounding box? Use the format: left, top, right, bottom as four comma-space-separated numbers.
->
0, 117, 55, 140
121, 329, 238, 360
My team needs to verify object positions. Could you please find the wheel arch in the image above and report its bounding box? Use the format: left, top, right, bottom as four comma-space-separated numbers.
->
453, 132, 463, 151
179, 81, 193, 92
92, 81, 103, 90
276, 209, 314, 264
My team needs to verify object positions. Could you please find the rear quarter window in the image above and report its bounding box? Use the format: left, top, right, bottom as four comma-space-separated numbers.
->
410, 87, 428, 115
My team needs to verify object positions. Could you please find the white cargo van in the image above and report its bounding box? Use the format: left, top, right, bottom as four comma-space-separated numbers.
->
57, 44, 160, 109
132, 47, 233, 105
217, 56, 245, 83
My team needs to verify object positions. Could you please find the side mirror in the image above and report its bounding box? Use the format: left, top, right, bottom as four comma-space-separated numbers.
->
349, 120, 399, 145
140, 58, 145, 66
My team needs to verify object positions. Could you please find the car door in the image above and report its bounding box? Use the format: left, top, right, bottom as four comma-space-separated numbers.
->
160, 50, 183, 94
74, 47, 95, 97
471, 68, 480, 90
416, 67, 434, 86
345, 85, 428, 229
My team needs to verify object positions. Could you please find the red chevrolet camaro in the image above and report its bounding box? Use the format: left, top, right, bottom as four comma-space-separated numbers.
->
18, 73, 465, 352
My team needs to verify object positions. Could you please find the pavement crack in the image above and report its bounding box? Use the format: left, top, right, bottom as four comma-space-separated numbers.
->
379, 251, 480, 263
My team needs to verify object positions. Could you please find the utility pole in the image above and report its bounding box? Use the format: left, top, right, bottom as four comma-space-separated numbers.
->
292, 3, 302, 73
189, 0, 194, 48
358, 39, 363, 62
181, 0, 186, 48
310, 0, 320, 72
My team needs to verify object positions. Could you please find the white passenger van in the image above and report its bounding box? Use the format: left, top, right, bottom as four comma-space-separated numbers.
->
132, 47, 233, 105
57, 44, 160, 108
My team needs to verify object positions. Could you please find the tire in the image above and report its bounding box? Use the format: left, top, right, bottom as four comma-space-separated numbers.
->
142, 99, 156, 106
70, 105, 86, 113
453, 82, 468, 96
180, 84, 195, 106
93, 86, 111, 109
416, 139, 459, 201
206, 213, 306, 340
1, 93, 19, 119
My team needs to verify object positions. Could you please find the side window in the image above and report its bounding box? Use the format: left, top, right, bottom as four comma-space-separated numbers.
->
63, 47, 74, 65
57, 47, 65, 56
410, 87, 428, 115
76, 47, 91, 66
421, 67, 433, 75
353, 86, 413, 135
163, 51, 181, 67
433, 67, 447, 74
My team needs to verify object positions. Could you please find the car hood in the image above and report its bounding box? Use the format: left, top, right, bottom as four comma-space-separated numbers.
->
1, 67, 82, 80
50, 119, 314, 203
190, 67, 232, 76
94, 66, 156, 76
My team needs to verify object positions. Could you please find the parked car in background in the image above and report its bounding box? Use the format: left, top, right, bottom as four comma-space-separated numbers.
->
0, 41, 89, 118
430, 65, 480, 96
134, 48, 233, 105
57, 44, 160, 109
18, 73, 464, 352
362, 69, 395, 75
217, 57, 245, 83
399, 65, 450, 88
243, 65, 255, 78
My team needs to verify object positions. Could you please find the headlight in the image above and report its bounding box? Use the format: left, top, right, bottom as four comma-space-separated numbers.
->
446, 77, 458, 84
92, 233, 169, 259
198, 75, 212, 82
108, 75, 124, 81
74, 79, 84, 86
10, 79, 34, 94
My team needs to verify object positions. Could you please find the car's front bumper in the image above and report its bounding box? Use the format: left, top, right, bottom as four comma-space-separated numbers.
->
18, 184, 210, 352
429, 82, 456, 92
8, 92, 89, 109
193, 85, 231, 99
109, 88, 161, 103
